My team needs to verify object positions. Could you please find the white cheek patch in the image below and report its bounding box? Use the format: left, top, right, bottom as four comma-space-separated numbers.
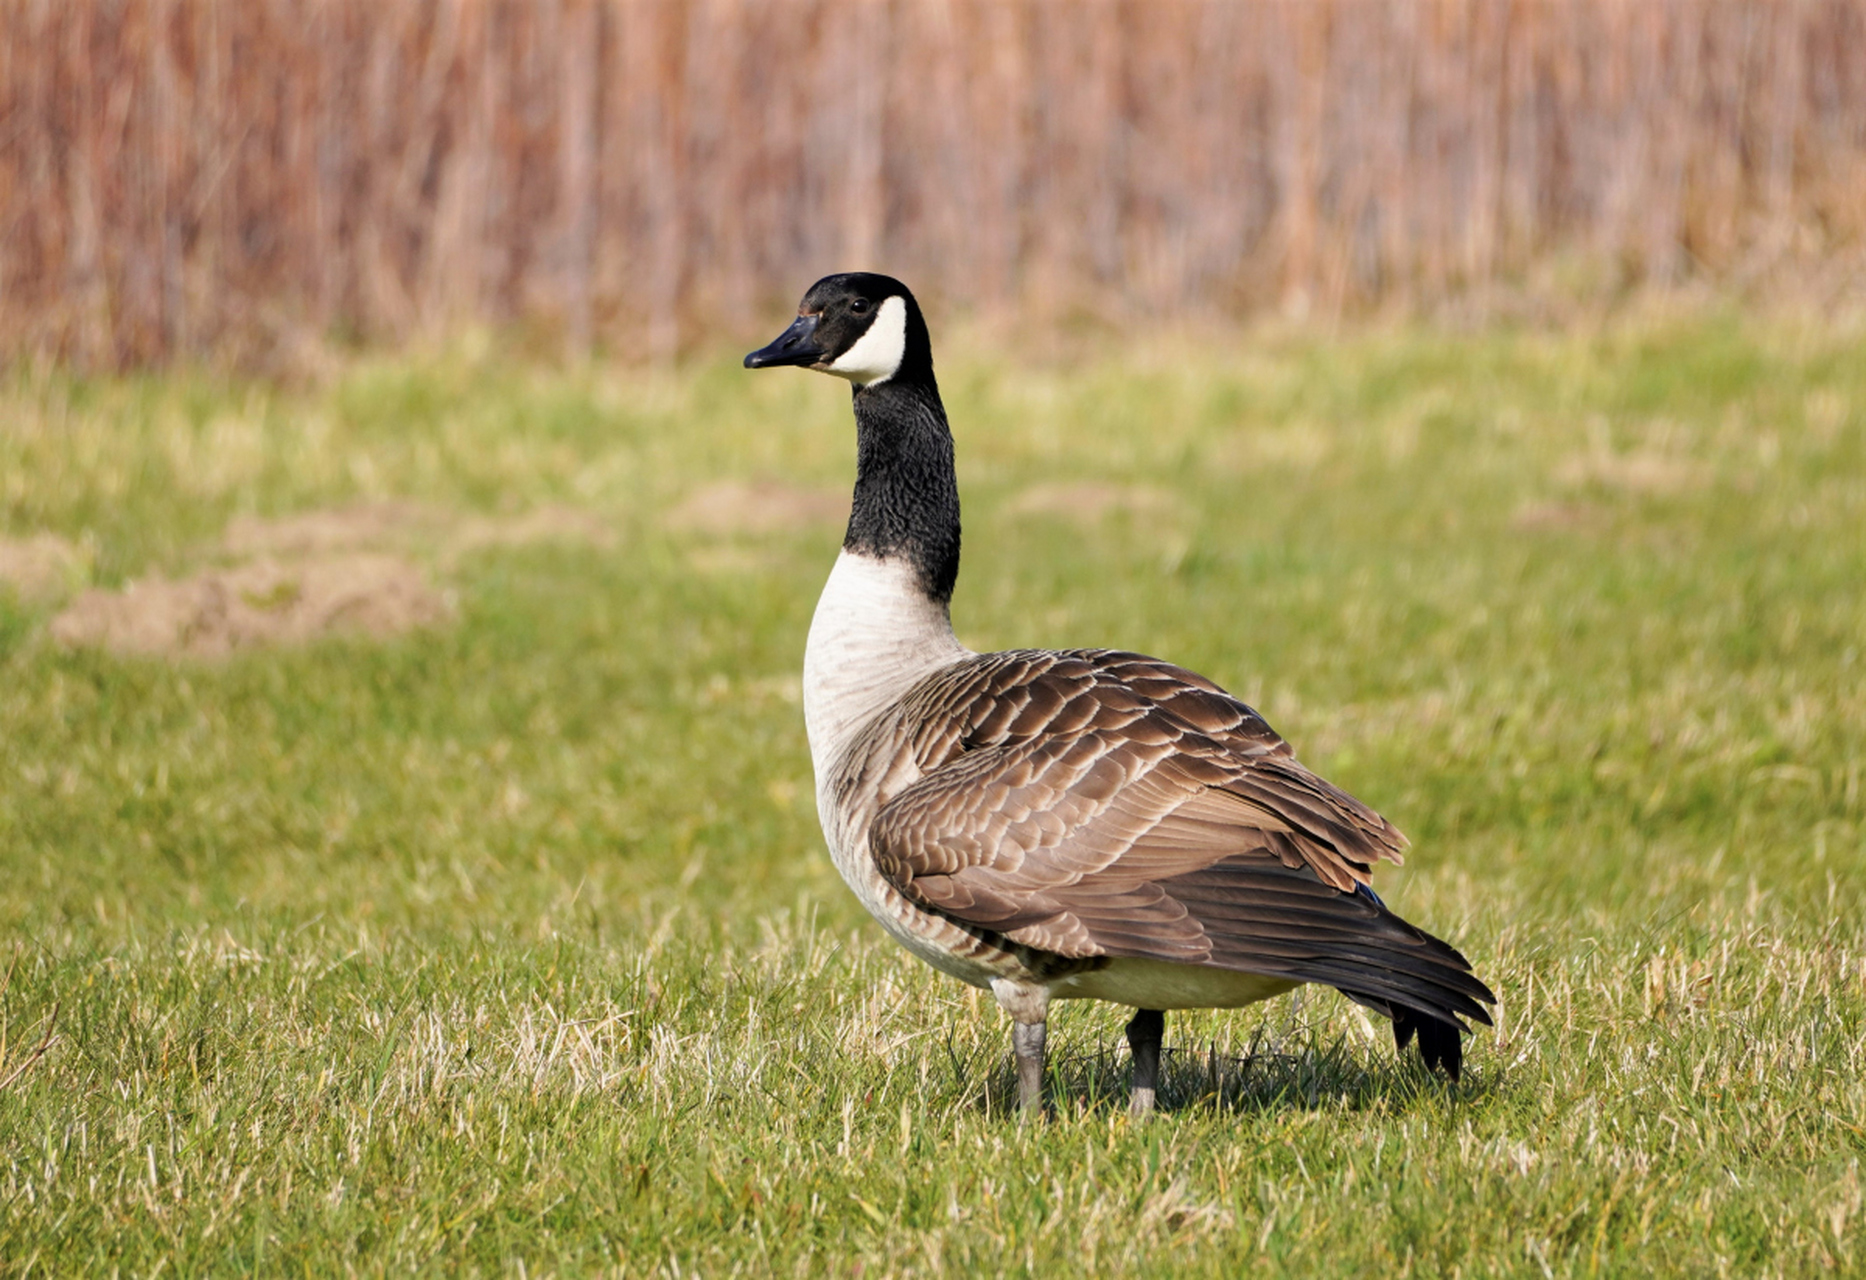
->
823, 296, 908, 386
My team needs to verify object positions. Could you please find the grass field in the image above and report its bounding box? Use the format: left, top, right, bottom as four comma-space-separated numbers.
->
2, 315, 1863, 1276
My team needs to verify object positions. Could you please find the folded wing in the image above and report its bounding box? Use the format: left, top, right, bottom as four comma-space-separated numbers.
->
868, 650, 1495, 1051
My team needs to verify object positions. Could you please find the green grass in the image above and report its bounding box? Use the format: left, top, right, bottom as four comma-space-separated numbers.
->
2, 314, 1864, 1276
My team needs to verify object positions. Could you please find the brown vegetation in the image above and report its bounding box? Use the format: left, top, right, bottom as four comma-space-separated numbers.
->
220, 500, 616, 562
49, 554, 452, 657
665, 479, 848, 535
1005, 482, 1170, 524
3, 0, 1864, 368
0, 533, 86, 602
40, 501, 612, 657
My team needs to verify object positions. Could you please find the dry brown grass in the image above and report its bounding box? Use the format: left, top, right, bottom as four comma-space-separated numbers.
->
3, 0, 1864, 368
664, 479, 848, 536
0, 532, 87, 603
1005, 481, 1171, 525
36, 500, 615, 657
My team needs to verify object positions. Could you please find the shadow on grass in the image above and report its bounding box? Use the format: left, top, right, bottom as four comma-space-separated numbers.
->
946, 1022, 1498, 1122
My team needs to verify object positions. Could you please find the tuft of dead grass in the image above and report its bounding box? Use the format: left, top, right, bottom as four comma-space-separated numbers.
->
49, 555, 451, 657
1554, 448, 1715, 496
37, 502, 613, 658
220, 502, 444, 558
0, 533, 87, 603
223, 501, 616, 562
1004, 482, 1171, 525
1509, 501, 1604, 532
666, 480, 847, 536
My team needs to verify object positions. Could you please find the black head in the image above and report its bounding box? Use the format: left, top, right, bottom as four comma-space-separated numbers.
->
744, 273, 934, 390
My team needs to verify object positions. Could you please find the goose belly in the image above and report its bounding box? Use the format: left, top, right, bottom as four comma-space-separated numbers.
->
1051, 958, 1299, 1011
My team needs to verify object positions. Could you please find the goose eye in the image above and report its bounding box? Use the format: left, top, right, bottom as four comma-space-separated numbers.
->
849, 298, 871, 315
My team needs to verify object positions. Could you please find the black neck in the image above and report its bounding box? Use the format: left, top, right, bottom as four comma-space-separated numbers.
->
845, 376, 961, 604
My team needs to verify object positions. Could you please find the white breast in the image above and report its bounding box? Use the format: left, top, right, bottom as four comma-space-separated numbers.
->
802, 550, 969, 782
803, 551, 1003, 983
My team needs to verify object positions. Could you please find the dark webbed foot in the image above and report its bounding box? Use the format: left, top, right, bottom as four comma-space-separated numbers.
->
1126, 1008, 1165, 1117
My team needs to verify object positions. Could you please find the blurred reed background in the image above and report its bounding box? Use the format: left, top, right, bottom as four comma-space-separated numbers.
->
3, 0, 1864, 369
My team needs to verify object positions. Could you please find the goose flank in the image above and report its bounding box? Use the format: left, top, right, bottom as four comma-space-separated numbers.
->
744, 272, 1495, 1116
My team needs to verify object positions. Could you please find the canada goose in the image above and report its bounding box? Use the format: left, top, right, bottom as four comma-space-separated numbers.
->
745, 273, 1494, 1115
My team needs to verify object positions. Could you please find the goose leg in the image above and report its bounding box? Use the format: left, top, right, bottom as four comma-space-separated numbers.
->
990, 978, 1052, 1118
1126, 1008, 1165, 1117
1011, 1020, 1047, 1116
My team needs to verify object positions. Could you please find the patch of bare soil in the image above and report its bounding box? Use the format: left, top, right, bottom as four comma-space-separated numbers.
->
50, 555, 452, 658
221, 501, 442, 557
45, 501, 611, 658
223, 501, 615, 560
685, 546, 784, 576
1509, 502, 1604, 532
1554, 450, 1712, 495
0, 533, 85, 603
449, 505, 617, 556
665, 481, 847, 536
1004, 481, 1171, 524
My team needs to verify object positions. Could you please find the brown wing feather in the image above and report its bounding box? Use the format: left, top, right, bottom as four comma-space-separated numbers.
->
875, 649, 1405, 894
868, 649, 1493, 1026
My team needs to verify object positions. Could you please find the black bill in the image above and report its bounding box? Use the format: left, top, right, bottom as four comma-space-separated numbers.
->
744, 314, 825, 369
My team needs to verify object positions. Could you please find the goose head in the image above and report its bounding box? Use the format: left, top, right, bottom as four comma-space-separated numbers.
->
744, 273, 933, 390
